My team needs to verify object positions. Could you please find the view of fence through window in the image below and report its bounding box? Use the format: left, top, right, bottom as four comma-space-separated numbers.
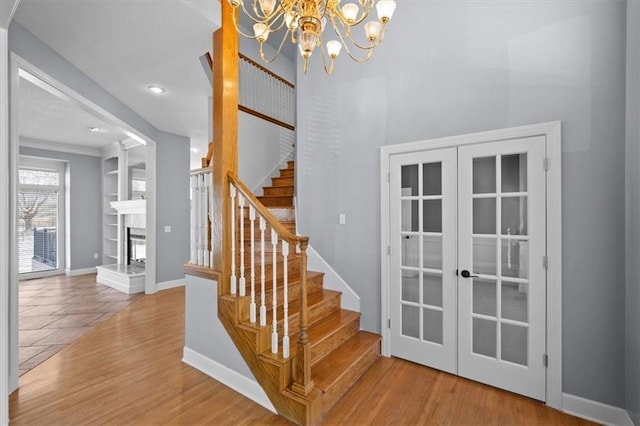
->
18, 167, 60, 274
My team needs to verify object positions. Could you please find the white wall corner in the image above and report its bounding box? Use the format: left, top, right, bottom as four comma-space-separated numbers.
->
182, 346, 276, 414
562, 394, 634, 426
307, 245, 360, 313
157, 278, 185, 291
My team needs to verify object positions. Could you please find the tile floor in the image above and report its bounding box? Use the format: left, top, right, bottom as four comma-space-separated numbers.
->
18, 273, 142, 376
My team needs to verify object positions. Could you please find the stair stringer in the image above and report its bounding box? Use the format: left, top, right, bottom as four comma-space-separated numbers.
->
218, 294, 322, 425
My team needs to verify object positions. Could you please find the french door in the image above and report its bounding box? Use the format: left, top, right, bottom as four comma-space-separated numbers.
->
389, 136, 547, 401
18, 157, 65, 277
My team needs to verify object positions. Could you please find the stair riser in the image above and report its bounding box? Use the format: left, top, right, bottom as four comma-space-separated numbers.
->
272, 177, 294, 187
321, 340, 381, 415
281, 293, 341, 339
258, 197, 294, 207
287, 161, 294, 169
237, 274, 324, 319
240, 276, 322, 320
235, 219, 296, 232
311, 317, 360, 367
237, 258, 302, 280
263, 186, 294, 196
279, 169, 294, 177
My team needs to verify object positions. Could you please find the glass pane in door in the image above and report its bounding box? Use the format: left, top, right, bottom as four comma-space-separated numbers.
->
18, 184, 59, 273
468, 151, 534, 371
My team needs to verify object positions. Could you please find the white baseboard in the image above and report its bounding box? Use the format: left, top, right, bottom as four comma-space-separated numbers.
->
157, 279, 185, 291
563, 393, 633, 426
182, 347, 276, 413
65, 267, 97, 277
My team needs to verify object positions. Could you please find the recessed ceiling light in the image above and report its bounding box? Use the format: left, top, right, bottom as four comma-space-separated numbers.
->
147, 85, 167, 95
190, 147, 200, 153
88, 126, 103, 133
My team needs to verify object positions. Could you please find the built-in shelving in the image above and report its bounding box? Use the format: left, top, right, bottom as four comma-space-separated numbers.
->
102, 155, 119, 265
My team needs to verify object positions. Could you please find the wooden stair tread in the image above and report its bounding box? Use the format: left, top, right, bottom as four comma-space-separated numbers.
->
312, 331, 381, 392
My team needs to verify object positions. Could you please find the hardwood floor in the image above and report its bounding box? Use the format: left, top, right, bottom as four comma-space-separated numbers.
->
18, 273, 141, 376
9, 287, 592, 425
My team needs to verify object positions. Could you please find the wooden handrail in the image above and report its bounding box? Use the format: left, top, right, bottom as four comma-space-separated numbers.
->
239, 53, 295, 88
202, 141, 213, 168
228, 172, 307, 246
238, 105, 295, 132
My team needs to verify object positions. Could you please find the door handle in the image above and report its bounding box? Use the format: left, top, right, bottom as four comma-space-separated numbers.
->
460, 269, 479, 278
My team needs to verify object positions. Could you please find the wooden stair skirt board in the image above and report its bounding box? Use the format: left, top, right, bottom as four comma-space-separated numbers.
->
219, 161, 381, 425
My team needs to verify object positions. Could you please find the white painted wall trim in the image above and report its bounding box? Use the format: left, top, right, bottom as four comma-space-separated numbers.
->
307, 245, 360, 313
379, 121, 563, 410
0, 27, 10, 426
563, 394, 633, 426
182, 346, 276, 413
157, 278, 185, 291
65, 267, 97, 277
20, 137, 102, 157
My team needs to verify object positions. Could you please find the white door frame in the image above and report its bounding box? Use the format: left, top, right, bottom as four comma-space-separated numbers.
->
1, 27, 11, 426
380, 121, 562, 409
7, 53, 159, 394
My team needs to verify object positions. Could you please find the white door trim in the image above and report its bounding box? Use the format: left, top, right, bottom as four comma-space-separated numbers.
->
380, 121, 562, 409
1, 27, 11, 426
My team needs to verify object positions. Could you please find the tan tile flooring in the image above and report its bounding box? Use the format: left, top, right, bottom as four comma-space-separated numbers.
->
19, 273, 141, 376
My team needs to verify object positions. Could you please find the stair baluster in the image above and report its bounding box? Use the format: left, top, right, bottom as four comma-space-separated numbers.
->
189, 174, 197, 264
282, 240, 290, 358
200, 174, 209, 267
230, 184, 237, 294
271, 229, 278, 354
259, 217, 267, 326
238, 195, 246, 297
249, 204, 257, 323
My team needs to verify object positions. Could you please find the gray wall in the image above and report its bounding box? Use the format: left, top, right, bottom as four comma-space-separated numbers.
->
296, 1, 627, 408
19, 146, 102, 271
155, 131, 190, 283
184, 274, 254, 379
626, 0, 640, 423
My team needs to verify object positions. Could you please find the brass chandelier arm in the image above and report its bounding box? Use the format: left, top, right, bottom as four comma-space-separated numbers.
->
320, 46, 337, 75
329, 17, 388, 51
232, 7, 265, 39
257, 27, 295, 63
238, 0, 282, 26
331, 23, 375, 63
333, 2, 375, 28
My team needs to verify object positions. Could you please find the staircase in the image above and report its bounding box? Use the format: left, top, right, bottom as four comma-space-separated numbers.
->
219, 161, 381, 425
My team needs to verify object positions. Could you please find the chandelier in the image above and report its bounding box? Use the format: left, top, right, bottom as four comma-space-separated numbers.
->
227, 0, 397, 74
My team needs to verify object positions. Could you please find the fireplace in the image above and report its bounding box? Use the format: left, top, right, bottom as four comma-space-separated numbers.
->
127, 227, 146, 268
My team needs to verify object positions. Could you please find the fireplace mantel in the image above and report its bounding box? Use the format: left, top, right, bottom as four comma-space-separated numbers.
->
110, 199, 146, 215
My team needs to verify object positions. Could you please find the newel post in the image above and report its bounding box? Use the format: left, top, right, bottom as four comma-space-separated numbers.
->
292, 238, 314, 395
211, 0, 239, 293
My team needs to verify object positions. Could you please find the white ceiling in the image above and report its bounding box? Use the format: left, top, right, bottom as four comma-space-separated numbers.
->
19, 76, 129, 149
13, 0, 221, 160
